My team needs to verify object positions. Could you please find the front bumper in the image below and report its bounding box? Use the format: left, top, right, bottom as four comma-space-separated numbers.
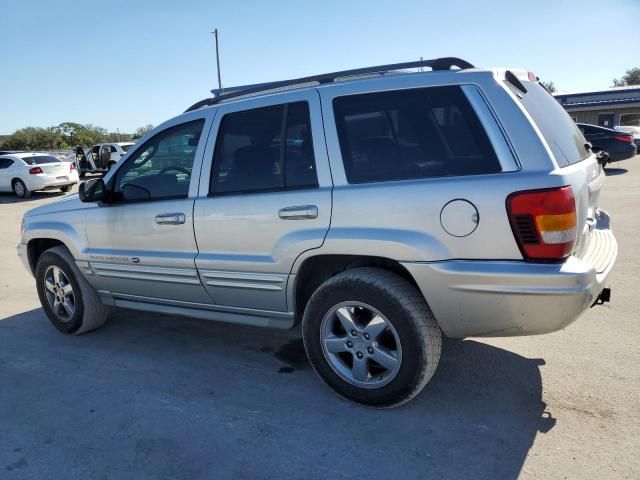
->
402, 212, 617, 338
17, 241, 31, 275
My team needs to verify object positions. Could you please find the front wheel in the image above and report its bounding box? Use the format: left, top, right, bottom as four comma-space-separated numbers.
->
35, 246, 111, 335
302, 268, 441, 408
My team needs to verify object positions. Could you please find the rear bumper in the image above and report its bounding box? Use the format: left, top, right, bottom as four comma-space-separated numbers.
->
26, 175, 78, 191
608, 144, 637, 162
402, 212, 617, 338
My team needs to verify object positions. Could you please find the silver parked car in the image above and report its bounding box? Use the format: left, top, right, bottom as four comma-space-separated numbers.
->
18, 58, 617, 407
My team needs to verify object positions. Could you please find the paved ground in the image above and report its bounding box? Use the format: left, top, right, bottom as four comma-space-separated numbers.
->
0, 162, 638, 480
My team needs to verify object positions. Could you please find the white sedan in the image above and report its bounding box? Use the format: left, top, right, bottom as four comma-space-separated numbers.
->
0, 152, 79, 198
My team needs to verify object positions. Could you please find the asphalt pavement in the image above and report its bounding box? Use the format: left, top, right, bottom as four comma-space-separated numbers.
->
0, 161, 638, 479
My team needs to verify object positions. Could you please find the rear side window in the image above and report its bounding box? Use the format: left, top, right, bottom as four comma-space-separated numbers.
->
516, 81, 589, 167
0, 158, 14, 169
210, 101, 318, 195
333, 86, 501, 184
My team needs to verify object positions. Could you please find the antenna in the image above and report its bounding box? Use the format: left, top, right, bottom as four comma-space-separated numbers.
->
211, 29, 223, 94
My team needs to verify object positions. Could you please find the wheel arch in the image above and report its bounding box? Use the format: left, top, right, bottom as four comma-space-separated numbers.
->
27, 238, 67, 275
288, 254, 423, 325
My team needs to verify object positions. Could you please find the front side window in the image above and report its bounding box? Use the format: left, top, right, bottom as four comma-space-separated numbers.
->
115, 119, 204, 201
333, 86, 501, 184
210, 101, 317, 195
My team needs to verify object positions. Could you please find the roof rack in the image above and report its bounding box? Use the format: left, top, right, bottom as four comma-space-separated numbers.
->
185, 57, 474, 112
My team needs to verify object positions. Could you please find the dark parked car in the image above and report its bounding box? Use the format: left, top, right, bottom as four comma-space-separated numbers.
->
577, 123, 637, 162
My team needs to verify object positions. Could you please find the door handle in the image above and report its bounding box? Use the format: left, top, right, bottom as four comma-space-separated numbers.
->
278, 205, 318, 220
155, 213, 186, 225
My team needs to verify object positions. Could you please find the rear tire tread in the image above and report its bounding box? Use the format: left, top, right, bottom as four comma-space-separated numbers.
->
303, 267, 441, 408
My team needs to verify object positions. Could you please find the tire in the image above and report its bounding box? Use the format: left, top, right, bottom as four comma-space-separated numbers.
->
302, 267, 441, 408
60, 185, 72, 193
12, 179, 31, 198
35, 246, 111, 335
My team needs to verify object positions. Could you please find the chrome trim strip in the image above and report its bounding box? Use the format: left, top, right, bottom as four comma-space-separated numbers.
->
200, 270, 286, 291
91, 262, 201, 285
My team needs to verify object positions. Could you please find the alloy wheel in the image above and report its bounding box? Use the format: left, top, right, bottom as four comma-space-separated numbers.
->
43, 266, 76, 322
320, 301, 402, 388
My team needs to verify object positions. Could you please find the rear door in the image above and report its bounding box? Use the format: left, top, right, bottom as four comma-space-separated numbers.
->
194, 90, 332, 312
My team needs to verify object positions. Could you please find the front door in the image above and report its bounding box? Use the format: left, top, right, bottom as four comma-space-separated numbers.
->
598, 113, 615, 128
193, 90, 332, 313
85, 115, 214, 305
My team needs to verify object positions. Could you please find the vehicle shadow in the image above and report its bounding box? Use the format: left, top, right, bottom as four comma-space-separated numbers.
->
604, 167, 628, 176
0, 308, 553, 480
0, 190, 67, 204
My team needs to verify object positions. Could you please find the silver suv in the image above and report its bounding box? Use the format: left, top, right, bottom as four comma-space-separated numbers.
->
18, 58, 617, 407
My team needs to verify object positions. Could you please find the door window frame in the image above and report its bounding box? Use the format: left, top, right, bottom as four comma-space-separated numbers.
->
105, 112, 215, 204
208, 101, 319, 197
198, 88, 332, 198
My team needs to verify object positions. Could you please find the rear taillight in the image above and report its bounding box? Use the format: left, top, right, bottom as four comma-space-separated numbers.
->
29, 167, 43, 174
70, 162, 76, 171
613, 134, 633, 143
506, 186, 577, 262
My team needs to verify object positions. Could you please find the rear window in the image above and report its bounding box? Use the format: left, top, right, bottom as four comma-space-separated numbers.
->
121, 144, 133, 152
517, 81, 589, 167
333, 86, 501, 184
20, 155, 61, 165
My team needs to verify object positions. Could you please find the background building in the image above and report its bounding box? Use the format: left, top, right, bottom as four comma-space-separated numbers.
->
555, 86, 640, 128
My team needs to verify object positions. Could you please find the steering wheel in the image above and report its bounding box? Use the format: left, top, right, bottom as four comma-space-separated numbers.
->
158, 166, 190, 176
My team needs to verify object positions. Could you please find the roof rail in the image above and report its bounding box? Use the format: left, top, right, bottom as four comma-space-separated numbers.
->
185, 57, 474, 112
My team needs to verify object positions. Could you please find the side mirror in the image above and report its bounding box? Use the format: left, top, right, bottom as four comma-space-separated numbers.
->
79, 178, 107, 202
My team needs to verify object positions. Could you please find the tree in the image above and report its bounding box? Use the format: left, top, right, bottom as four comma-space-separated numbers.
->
540, 81, 556, 93
612, 68, 640, 87
133, 124, 154, 140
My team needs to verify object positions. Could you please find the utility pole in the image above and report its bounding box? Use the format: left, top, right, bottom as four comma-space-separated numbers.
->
212, 29, 223, 94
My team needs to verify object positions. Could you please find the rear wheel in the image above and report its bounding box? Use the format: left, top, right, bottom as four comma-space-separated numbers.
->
35, 246, 111, 335
302, 268, 441, 408
12, 179, 31, 198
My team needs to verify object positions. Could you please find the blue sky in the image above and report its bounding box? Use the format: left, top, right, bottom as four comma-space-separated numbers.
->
1, 0, 638, 134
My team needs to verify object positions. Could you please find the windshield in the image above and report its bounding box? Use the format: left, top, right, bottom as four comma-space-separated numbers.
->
20, 155, 62, 165
514, 81, 590, 167
121, 144, 133, 152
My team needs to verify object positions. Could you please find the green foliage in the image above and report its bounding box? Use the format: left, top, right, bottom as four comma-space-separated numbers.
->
612, 68, 640, 87
133, 124, 155, 140
540, 80, 556, 93
0, 122, 149, 150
